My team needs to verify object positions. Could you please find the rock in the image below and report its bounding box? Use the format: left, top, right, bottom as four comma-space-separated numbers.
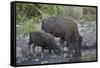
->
41, 61, 48, 64
78, 21, 96, 48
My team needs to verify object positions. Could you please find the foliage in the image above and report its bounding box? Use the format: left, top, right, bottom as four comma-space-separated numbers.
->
82, 7, 96, 21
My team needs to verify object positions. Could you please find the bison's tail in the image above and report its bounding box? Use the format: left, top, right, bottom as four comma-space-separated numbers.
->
28, 32, 33, 49
41, 19, 45, 30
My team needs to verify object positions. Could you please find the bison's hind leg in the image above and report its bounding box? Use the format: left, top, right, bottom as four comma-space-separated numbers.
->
28, 41, 33, 50
27, 44, 36, 59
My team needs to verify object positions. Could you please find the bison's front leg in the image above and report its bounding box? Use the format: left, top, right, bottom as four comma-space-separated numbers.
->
66, 40, 74, 60
70, 44, 81, 62
73, 43, 82, 61
72, 49, 81, 61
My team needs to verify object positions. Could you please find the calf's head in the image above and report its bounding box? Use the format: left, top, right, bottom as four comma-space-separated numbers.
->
51, 41, 63, 56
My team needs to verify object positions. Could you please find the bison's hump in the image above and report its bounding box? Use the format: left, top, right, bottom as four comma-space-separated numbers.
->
44, 16, 75, 23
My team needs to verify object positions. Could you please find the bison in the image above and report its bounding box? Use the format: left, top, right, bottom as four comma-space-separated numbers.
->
42, 16, 82, 61
28, 31, 62, 57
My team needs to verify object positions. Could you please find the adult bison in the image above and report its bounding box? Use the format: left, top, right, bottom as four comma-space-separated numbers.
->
28, 31, 62, 57
42, 16, 82, 61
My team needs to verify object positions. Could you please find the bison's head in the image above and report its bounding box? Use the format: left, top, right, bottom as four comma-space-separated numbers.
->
71, 35, 83, 60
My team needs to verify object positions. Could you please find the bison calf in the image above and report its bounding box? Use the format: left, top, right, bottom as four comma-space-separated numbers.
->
28, 31, 62, 57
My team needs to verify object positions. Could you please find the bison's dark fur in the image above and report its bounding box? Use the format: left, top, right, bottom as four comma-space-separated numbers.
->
42, 17, 79, 43
28, 31, 62, 56
42, 17, 82, 61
